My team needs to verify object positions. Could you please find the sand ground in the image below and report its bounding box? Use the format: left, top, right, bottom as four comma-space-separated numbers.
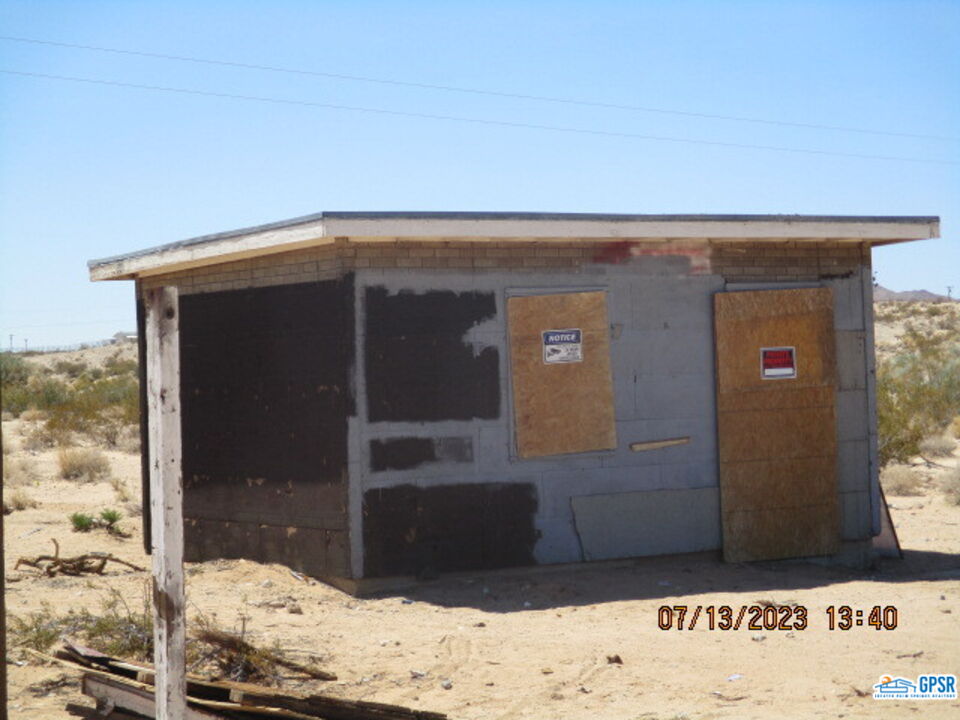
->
3, 414, 959, 720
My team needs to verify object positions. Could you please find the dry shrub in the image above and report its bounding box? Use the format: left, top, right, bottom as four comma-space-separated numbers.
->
882, 465, 924, 496
110, 476, 132, 502
7, 604, 67, 652
1, 433, 11, 454
22, 423, 70, 451
9, 588, 153, 659
191, 616, 331, 684
3, 457, 39, 486
58, 448, 110, 482
919, 434, 956, 458
117, 425, 141, 454
942, 467, 960, 506
7, 488, 38, 511
20, 409, 47, 422
952, 416, 960, 439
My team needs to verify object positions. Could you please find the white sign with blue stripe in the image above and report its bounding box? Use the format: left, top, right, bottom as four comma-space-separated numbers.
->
542, 328, 583, 364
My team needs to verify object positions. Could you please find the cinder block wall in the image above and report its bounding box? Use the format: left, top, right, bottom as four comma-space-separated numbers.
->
139, 238, 876, 578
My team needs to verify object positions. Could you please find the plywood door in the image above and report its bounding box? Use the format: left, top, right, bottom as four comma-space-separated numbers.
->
714, 287, 840, 562
508, 291, 617, 458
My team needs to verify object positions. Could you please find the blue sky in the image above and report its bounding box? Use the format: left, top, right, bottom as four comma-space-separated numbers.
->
1, 0, 957, 348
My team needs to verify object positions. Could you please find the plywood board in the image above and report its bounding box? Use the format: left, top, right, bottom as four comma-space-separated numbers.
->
571, 488, 721, 560
714, 287, 840, 562
721, 504, 840, 562
717, 406, 837, 463
508, 292, 616, 458
718, 456, 838, 511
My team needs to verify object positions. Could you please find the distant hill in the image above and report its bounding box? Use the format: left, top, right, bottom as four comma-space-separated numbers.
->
874, 285, 955, 302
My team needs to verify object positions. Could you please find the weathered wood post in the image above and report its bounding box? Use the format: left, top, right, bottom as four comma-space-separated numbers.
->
145, 286, 186, 718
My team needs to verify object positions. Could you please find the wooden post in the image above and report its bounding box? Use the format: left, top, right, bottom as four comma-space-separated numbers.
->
146, 286, 186, 718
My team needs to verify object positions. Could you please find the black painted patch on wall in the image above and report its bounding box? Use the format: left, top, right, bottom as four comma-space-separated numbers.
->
365, 288, 500, 422
370, 438, 435, 471
178, 276, 355, 575
370, 436, 474, 471
362, 482, 538, 577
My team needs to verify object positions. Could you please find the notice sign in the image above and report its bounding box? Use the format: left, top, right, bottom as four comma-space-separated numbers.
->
543, 329, 583, 364
761, 346, 797, 379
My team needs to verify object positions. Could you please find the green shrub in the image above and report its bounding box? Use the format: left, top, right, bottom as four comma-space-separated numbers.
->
53, 360, 88, 379
877, 325, 960, 467
99, 508, 126, 535
30, 377, 72, 410
70, 512, 96, 532
4, 376, 71, 417
100, 508, 122, 525
0, 353, 31, 387
45, 376, 139, 444
104, 357, 138, 377
1, 385, 31, 417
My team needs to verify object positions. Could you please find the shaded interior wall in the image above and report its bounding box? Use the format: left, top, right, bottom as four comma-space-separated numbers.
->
172, 276, 355, 577
351, 241, 874, 577
135, 283, 150, 555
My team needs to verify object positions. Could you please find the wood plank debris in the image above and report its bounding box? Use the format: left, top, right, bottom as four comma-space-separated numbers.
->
47, 643, 450, 720
628, 437, 690, 452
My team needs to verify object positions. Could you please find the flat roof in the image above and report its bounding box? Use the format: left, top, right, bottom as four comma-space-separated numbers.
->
88, 211, 941, 281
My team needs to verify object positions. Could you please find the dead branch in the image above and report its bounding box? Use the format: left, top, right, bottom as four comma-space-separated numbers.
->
15, 540, 145, 577
193, 627, 337, 681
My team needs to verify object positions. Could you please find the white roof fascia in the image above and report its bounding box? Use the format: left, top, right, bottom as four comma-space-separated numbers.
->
89, 214, 940, 281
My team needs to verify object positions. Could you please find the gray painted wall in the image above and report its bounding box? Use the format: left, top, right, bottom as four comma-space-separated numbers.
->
346, 261, 876, 577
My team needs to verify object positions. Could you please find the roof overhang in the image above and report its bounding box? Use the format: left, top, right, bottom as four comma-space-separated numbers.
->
88, 212, 941, 281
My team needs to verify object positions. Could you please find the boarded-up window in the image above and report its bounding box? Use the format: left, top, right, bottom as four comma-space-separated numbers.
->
507, 291, 617, 458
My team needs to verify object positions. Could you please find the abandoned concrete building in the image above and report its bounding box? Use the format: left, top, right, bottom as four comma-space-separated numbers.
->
88, 212, 940, 591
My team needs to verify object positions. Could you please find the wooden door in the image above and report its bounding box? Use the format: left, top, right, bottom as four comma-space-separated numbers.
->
714, 287, 840, 562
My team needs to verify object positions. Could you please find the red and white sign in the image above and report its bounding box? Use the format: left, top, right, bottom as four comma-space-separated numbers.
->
761, 347, 796, 379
